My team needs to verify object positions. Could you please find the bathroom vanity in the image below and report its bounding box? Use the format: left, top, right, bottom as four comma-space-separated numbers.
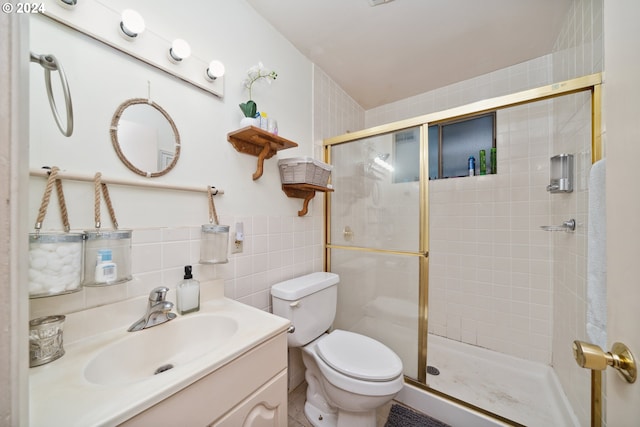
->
29, 281, 290, 426
122, 333, 287, 426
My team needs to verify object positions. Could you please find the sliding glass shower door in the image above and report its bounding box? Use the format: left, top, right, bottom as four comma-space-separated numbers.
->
323, 74, 601, 426
325, 126, 427, 380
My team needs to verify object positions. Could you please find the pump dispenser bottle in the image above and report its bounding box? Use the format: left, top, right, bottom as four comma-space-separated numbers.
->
177, 265, 200, 315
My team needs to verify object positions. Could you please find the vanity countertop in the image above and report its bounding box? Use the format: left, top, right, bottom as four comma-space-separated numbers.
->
29, 283, 290, 427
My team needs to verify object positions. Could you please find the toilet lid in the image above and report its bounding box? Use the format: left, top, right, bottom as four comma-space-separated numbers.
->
316, 330, 403, 381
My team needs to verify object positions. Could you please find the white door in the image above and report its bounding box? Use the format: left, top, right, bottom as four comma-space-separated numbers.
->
604, 0, 640, 424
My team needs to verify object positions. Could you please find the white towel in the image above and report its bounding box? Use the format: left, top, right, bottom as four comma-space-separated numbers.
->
586, 158, 606, 348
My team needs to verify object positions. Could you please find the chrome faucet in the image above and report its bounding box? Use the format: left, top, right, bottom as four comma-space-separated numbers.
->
128, 287, 177, 332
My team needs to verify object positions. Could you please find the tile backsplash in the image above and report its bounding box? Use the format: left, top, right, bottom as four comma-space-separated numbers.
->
30, 214, 324, 319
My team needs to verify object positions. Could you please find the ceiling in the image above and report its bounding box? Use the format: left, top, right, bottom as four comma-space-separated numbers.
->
245, 0, 572, 110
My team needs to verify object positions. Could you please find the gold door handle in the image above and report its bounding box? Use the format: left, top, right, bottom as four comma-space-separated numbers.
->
573, 340, 637, 383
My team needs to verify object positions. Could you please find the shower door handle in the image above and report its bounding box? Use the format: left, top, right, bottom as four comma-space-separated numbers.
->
343, 226, 353, 242
573, 340, 637, 383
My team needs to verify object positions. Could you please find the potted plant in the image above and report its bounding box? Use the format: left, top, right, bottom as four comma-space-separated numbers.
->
239, 62, 277, 127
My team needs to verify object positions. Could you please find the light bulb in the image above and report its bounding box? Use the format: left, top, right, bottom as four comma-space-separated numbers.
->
120, 9, 145, 40
205, 60, 225, 81
56, 0, 77, 8
168, 39, 191, 63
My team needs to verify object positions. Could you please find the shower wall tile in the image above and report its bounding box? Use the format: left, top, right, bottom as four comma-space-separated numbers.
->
427, 101, 554, 365
312, 64, 365, 150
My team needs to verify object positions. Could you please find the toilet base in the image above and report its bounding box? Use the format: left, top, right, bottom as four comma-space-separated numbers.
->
305, 401, 377, 427
304, 401, 337, 427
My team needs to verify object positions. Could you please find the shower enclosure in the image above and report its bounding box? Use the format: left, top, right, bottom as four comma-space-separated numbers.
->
323, 74, 602, 426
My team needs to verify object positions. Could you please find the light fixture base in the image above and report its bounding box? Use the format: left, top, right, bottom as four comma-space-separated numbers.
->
56, 0, 77, 9
368, 0, 395, 6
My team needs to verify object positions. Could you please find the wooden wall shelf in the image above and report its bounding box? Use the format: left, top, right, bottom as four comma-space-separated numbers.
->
282, 184, 334, 216
227, 126, 298, 180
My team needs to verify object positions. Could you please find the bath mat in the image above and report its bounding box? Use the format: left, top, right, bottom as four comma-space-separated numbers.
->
385, 403, 451, 427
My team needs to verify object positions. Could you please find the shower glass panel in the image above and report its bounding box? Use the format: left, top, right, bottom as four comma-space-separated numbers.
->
427, 91, 592, 426
330, 249, 420, 379
329, 129, 421, 253
328, 127, 423, 380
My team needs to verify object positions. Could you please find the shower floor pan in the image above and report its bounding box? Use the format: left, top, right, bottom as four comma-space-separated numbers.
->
426, 334, 580, 426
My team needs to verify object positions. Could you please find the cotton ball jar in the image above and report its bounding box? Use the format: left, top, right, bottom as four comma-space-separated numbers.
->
28, 233, 84, 298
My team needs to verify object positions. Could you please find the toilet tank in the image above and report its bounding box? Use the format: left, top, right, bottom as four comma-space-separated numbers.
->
271, 272, 339, 347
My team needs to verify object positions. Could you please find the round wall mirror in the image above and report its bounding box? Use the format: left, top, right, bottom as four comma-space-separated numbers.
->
110, 98, 181, 177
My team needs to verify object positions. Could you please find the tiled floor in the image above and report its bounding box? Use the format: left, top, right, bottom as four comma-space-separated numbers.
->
287, 382, 393, 427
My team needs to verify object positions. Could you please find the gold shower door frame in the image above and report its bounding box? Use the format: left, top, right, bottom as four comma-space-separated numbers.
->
323, 73, 602, 422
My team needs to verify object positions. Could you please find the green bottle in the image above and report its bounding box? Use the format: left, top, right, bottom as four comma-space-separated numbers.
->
490, 148, 497, 174
479, 150, 486, 175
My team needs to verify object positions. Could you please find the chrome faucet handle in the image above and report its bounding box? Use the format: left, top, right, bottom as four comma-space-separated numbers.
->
128, 287, 175, 332
152, 300, 174, 313
149, 286, 169, 303
146, 301, 177, 328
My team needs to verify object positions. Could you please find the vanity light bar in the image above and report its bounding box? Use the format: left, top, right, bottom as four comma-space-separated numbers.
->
42, 0, 225, 97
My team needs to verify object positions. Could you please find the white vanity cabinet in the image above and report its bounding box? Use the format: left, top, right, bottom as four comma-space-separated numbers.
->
120, 332, 288, 427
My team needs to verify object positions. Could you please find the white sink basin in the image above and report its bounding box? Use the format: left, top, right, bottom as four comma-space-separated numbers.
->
84, 314, 238, 385
29, 287, 291, 427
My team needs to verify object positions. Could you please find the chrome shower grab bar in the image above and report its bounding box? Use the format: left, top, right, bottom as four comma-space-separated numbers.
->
30, 52, 74, 137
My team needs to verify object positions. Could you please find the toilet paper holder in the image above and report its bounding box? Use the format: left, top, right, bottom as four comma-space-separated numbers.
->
573, 340, 637, 383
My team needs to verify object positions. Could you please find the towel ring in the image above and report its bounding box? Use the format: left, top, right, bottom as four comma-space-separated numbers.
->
30, 52, 74, 137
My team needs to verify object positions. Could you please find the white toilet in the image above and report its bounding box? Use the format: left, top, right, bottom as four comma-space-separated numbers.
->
271, 272, 403, 427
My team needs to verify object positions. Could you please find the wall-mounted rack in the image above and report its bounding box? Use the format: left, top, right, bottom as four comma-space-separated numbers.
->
281, 183, 333, 216
227, 126, 298, 180
29, 168, 224, 195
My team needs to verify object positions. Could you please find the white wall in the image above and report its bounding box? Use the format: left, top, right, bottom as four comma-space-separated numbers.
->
28, 0, 319, 318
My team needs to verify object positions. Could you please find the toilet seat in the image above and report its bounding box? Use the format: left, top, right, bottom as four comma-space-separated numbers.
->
305, 331, 404, 397
316, 330, 403, 381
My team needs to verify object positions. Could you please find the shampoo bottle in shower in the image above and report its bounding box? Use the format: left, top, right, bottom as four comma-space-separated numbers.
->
176, 265, 200, 315
468, 156, 476, 176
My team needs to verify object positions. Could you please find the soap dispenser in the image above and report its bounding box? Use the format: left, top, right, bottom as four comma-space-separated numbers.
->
176, 265, 200, 315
